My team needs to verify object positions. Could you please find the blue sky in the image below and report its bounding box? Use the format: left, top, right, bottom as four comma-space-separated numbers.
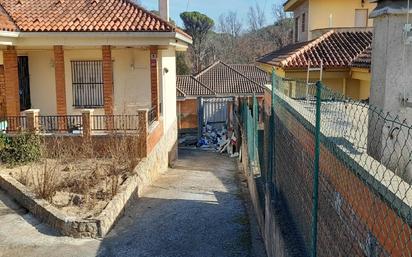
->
141, 0, 284, 28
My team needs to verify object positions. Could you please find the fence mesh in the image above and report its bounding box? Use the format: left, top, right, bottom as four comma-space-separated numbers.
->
239, 74, 412, 257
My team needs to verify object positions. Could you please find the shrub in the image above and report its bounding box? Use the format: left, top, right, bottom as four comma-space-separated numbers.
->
0, 134, 7, 152
1, 133, 41, 165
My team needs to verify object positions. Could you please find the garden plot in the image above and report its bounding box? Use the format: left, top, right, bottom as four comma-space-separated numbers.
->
0, 133, 141, 220
2, 158, 133, 219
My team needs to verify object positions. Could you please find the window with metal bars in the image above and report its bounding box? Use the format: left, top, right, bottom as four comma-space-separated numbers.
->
71, 60, 104, 108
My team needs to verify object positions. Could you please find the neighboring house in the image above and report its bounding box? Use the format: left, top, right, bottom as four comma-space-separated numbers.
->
258, 30, 372, 100
0, 0, 192, 157
257, 0, 376, 100
176, 61, 269, 130
285, 0, 376, 43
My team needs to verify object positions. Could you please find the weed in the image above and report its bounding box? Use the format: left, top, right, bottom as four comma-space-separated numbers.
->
32, 160, 60, 201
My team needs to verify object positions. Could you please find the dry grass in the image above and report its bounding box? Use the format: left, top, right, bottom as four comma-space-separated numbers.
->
2, 131, 144, 218
32, 160, 60, 201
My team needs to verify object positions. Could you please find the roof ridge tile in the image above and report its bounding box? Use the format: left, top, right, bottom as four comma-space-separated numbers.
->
0, 0, 184, 33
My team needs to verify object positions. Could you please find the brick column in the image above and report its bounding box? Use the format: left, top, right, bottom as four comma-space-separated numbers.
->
0, 65, 6, 117
102, 46, 114, 115
24, 109, 40, 133
150, 47, 159, 120
54, 46, 68, 131
54, 46, 67, 116
3, 46, 20, 116
137, 109, 148, 158
82, 109, 94, 138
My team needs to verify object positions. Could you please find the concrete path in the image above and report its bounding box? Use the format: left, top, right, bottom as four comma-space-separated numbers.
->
0, 189, 100, 257
0, 149, 266, 257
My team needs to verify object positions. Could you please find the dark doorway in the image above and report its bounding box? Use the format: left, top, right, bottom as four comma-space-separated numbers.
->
18, 56, 31, 111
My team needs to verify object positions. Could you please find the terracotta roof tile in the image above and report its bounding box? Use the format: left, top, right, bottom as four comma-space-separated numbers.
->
257, 30, 373, 70
0, 5, 18, 31
351, 46, 372, 69
0, 0, 175, 32
228, 64, 271, 86
195, 62, 265, 95
176, 76, 216, 97
176, 62, 267, 98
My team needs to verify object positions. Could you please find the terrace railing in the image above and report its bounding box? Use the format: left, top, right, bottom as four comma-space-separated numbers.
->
37, 115, 83, 134
148, 106, 158, 126
0, 116, 28, 132
91, 115, 139, 132
0, 111, 150, 135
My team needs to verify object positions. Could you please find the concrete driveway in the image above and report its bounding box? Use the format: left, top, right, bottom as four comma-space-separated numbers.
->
0, 149, 266, 257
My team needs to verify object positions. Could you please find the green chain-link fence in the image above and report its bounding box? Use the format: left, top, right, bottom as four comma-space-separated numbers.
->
238, 72, 412, 257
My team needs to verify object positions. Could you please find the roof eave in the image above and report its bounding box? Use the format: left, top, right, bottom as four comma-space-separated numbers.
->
0, 31, 192, 46
283, 0, 305, 12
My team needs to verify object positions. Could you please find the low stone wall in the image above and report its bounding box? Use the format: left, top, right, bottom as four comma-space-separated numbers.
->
0, 120, 177, 238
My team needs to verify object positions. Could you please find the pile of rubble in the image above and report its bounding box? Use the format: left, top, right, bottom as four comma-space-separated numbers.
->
197, 124, 239, 157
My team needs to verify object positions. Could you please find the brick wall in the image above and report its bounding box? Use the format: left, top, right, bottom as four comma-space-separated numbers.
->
102, 46, 114, 115
147, 120, 164, 155
54, 46, 67, 116
0, 65, 6, 117
150, 47, 159, 119
273, 99, 412, 256
3, 46, 20, 116
242, 89, 412, 257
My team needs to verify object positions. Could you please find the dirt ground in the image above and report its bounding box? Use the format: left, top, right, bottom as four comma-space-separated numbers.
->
0, 158, 132, 218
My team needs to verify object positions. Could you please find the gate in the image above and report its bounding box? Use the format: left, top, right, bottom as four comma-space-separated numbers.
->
200, 97, 233, 130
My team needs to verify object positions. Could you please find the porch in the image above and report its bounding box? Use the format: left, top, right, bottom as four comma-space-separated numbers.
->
0, 45, 163, 119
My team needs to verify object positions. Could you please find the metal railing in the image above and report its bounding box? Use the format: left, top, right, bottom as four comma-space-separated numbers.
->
0, 114, 143, 134
0, 116, 28, 132
148, 106, 158, 125
92, 115, 139, 132
37, 115, 83, 133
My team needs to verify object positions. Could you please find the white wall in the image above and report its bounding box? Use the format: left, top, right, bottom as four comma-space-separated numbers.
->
63, 48, 152, 115
160, 47, 177, 138
13, 47, 166, 119
112, 48, 151, 114
25, 50, 57, 115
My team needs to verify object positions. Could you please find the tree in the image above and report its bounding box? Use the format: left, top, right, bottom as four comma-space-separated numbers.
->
271, 4, 293, 48
180, 11, 215, 73
176, 52, 191, 75
247, 3, 266, 32
218, 11, 242, 38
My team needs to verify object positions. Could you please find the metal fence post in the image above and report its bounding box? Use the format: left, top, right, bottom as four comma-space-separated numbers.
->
267, 69, 276, 199
311, 81, 322, 257
253, 94, 258, 161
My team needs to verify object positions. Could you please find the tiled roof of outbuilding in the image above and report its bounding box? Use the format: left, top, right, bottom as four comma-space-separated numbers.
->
196, 61, 265, 95
176, 76, 215, 97
257, 30, 373, 69
177, 61, 267, 98
0, 0, 176, 33
228, 64, 271, 85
